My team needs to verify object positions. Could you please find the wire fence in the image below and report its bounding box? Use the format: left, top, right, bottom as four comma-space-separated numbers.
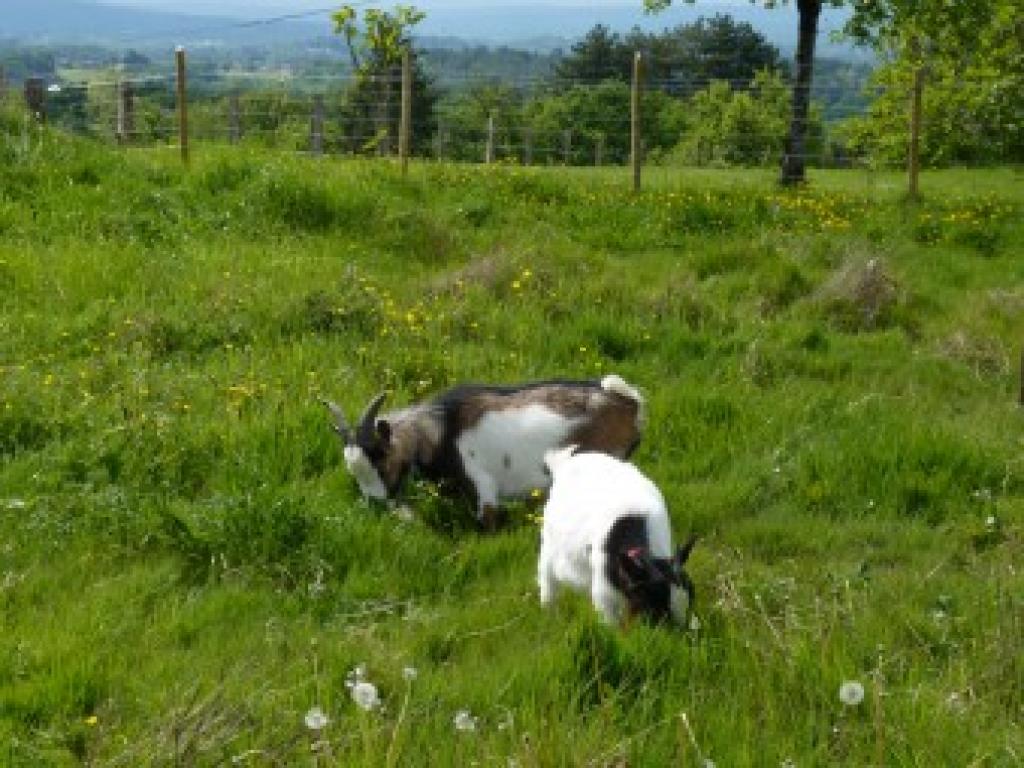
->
6, 45, 1019, 191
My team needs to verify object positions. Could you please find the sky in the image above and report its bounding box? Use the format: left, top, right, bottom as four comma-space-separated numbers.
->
101, 0, 762, 14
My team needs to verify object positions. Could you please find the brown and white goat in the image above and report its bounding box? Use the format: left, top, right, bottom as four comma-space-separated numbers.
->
322, 375, 644, 528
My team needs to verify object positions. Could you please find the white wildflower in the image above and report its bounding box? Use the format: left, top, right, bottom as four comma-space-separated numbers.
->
345, 664, 367, 689
497, 709, 514, 731
351, 680, 380, 712
453, 709, 478, 732
985, 515, 997, 531
946, 691, 966, 713
689, 614, 701, 632
304, 706, 329, 731
402, 666, 418, 682
839, 680, 865, 707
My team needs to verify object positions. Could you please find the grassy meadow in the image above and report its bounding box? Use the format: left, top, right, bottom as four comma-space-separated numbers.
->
1, 108, 1022, 766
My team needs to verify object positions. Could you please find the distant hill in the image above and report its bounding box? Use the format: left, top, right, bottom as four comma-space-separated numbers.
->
1, 0, 322, 46
5, 1, 869, 61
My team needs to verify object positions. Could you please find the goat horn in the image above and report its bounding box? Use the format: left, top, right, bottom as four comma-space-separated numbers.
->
357, 392, 388, 445
319, 397, 352, 443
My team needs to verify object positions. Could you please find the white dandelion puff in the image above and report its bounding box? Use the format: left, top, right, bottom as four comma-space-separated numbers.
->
497, 709, 514, 731
304, 706, 329, 731
402, 666, 418, 682
453, 709, 478, 732
985, 515, 997, 531
351, 680, 380, 712
345, 664, 367, 690
689, 614, 701, 632
839, 680, 865, 707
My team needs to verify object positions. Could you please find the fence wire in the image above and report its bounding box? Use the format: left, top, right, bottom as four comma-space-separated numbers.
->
11, 54, 1019, 172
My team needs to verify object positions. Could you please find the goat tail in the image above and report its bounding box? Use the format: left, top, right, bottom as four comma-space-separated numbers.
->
600, 374, 646, 428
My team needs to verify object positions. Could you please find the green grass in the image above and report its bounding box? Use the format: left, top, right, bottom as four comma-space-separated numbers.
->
2, 113, 1023, 766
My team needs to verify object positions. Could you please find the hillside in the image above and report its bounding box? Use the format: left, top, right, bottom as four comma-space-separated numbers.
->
0, 110, 1021, 764
7, 0, 868, 59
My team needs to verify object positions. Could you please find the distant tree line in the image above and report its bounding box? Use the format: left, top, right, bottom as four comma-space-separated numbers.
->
4, 1, 1019, 168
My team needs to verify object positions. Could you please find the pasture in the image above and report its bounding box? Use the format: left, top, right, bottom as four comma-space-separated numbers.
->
1, 115, 1022, 765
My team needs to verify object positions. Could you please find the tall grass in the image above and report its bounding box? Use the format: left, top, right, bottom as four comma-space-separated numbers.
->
1, 113, 1022, 766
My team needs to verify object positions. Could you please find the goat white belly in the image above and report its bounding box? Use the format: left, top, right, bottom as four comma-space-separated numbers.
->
457, 405, 578, 498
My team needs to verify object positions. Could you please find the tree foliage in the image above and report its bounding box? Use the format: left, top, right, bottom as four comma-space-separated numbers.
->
555, 15, 784, 89
667, 69, 823, 166
331, 4, 438, 154
839, 0, 1023, 166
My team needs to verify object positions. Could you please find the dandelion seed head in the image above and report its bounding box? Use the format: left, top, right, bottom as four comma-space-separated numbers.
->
345, 664, 367, 689
402, 666, 418, 681
304, 706, 329, 731
351, 680, 380, 712
453, 709, 478, 732
839, 680, 865, 707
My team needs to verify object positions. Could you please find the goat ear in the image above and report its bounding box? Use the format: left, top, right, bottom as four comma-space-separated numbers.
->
319, 397, 352, 443
617, 550, 650, 586
675, 535, 698, 569
375, 418, 392, 443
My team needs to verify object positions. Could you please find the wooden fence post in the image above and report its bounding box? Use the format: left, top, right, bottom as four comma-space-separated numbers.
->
175, 47, 189, 166
631, 51, 642, 193
24, 77, 46, 123
116, 80, 134, 145
523, 126, 533, 166
433, 122, 445, 161
1019, 347, 1023, 407
562, 128, 572, 165
400, 47, 412, 176
229, 92, 241, 144
908, 63, 924, 200
485, 111, 495, 164
310, 94, 324, 155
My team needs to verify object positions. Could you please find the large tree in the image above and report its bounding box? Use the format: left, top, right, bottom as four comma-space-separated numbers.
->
645, 0, 843, 185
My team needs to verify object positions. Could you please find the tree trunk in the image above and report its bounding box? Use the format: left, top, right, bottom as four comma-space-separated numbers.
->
780, 0, 821, 186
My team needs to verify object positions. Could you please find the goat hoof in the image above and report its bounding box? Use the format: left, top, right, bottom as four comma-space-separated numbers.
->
478, 505, 504, 533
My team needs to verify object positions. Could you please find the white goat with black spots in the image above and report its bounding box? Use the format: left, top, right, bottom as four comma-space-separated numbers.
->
538, 446, 696, 626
